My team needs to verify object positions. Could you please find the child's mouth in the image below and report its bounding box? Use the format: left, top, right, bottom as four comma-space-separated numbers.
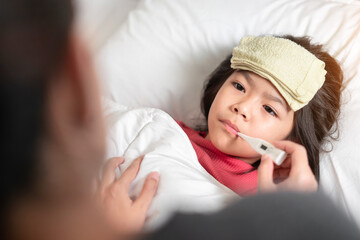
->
222, 121, 239, 136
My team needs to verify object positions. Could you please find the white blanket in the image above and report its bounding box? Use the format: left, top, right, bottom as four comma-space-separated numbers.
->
103, 98, 238, 230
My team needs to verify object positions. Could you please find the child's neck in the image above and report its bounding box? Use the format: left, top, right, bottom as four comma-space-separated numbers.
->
233, 156, 260, 165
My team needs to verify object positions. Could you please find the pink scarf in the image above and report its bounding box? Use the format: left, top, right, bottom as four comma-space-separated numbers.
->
178, 121, 258, 196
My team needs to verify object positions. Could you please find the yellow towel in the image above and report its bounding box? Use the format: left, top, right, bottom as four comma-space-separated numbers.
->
230, 36, 326, 111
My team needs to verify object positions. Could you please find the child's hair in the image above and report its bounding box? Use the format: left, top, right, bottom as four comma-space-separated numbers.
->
200, 35, 343, 180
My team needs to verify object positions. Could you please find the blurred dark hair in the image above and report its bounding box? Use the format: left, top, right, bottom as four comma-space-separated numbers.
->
201, 36, 343, 180
0, 0, 73, 215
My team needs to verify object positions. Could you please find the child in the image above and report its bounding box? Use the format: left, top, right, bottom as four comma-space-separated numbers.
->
177, 35, 342, 195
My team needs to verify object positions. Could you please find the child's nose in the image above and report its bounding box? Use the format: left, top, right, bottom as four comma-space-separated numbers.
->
233, 106, 248, 120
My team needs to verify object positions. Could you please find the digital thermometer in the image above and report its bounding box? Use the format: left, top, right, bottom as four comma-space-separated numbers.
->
237, 132, 287, 165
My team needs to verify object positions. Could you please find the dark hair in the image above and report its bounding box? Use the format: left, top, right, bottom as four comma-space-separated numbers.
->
0, 0, 73, 216
201, 36, 343, 180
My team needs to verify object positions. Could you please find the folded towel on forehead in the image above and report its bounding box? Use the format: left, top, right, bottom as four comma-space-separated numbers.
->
230, 36, 327, 111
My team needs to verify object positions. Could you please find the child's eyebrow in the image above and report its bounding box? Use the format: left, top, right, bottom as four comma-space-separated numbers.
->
262, 92, 289, 111
242, 71, 255, 88
242, 71, 289, 112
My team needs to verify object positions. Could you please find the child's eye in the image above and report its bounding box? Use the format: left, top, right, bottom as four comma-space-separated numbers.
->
232, 82, 245, 93
263, 105, 278, 117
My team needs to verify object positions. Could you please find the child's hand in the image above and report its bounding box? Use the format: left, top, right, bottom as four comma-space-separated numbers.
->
97, 156, 159, 236
257, 140, 318, 193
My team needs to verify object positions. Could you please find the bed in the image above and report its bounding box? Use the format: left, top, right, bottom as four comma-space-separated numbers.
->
76, 0, 360, 230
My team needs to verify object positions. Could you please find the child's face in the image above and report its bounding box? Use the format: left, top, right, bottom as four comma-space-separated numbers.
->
205, 71, 294, 164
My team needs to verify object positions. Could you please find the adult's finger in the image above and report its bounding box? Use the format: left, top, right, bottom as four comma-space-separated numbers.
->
257, 154, 275, 192
117, 155, 144, 192
100, 157, 125, 189
133, 172, 160, 215
273, 140, 308, 171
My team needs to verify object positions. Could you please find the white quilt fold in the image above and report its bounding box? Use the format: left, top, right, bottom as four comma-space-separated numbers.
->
102, 97, 239, 231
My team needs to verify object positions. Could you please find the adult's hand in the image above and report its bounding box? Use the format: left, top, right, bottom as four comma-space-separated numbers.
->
257, 140, 317, 193
98, 155, 159, 236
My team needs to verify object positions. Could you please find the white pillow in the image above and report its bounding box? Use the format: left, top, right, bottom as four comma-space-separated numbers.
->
75, 0, 140, 50
95, 0, 360, 227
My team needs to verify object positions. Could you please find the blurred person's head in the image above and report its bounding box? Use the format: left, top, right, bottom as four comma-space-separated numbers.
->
1, 0, 109, 239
